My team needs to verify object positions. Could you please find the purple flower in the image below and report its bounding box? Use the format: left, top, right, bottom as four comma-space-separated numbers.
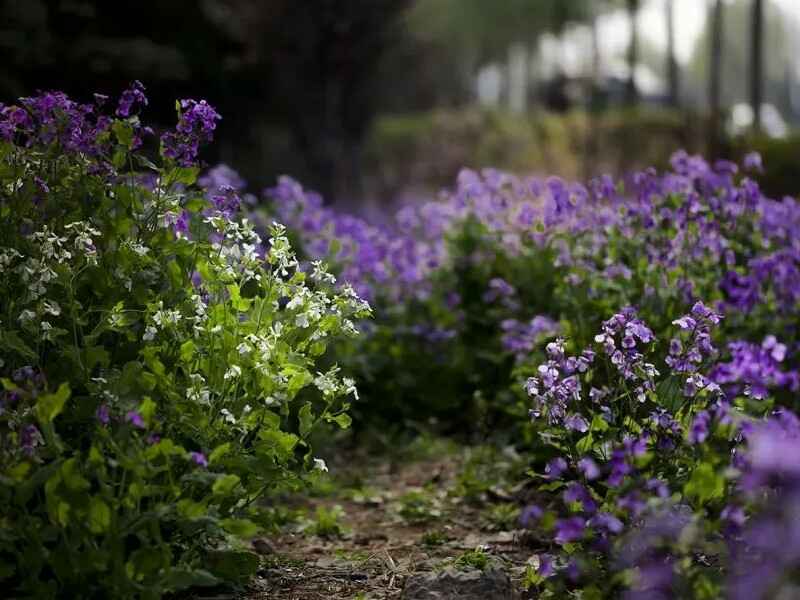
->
126, 411, 145, 429
545, 457, 568, 479
554, 516, 585, 545
96, 404, 110, 425
564, 414, 589, 433
688, 411, 710, 444
578, 457, 600, 480
20, 424, 41, 454
590, 512, 623, 534
116, 81, 148, 117
161, 99, 221, 167
538, 553, 556, 577
743, 151, 763, 173
190, 451, 208, 467
520, 504, 543, 527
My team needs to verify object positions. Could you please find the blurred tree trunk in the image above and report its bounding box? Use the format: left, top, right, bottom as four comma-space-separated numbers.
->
750, 0, 764, 133
665, 0, 680, 107
709, 0, 725, 156
625, 0, 640, 105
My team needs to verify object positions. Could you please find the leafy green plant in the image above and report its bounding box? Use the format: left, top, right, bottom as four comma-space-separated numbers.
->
454, 547, 491, 571
420, 529, 449, 547
483, 502, 520, 531
396, 488, 442, 524
0, 86, 369, 597
303, 505, 348, 538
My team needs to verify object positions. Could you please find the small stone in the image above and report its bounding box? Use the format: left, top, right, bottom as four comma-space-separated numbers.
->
401, 567, 516, 600
251, 538, 276, 555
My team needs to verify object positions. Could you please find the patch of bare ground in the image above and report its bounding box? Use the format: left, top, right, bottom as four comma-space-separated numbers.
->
233, 441, 542, 600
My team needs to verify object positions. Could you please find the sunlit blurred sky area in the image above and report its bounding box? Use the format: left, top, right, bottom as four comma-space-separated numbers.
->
536, 0, 800, 93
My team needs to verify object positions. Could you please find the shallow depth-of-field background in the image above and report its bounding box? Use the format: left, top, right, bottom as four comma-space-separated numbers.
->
4, 2, 800, 599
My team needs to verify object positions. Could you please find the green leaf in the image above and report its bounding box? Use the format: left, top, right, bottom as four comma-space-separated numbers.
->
35, 383, 71, 424
298, 402, 314, 438
179, 340, 196, 364
576, 433, 594, 454
1, 331, 36, 360
164, 568, 219, 591
112, 121, 134, 148
169, 167, 200, 186
328, 412, 352, 430
207, 550, 260, 584
590, 414, 609, 433
177, 499, 207, 519
220, 518, 260, 538
684, 462, 725, 505
226, 283, 253, 312
85, 346, 110, 370
61, 458, 90, 493
6, 461, 30, 481
212, 474, 241, 496
139, 397, 156, 425
209, 443, 231, 465
88, 498, 111, 534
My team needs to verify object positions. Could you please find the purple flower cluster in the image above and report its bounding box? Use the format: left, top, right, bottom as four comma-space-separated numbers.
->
594, 308, 657, 402
711, 335, 799, 400
115, 80, 148, 118
1, 90, 115, 157
729, 409, 800, 600
525, 337, 595, 426
500, 315, 559, 358
161, 99, 221, 167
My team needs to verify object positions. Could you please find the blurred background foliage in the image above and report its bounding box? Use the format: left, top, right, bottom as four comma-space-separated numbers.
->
1, 0, 798, 203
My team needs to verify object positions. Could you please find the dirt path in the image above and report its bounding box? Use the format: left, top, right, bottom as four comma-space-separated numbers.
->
241, 440, 540, 599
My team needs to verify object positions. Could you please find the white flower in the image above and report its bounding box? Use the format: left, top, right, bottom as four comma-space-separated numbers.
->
18, 310, 36, 324
313, 458, 329, 473
221, 408, 237, 424
143, 326, 157, 341
342, 377, 359, 401
42, 300, 61, 316
311, 260, 336, 284
224, 365, 242, 380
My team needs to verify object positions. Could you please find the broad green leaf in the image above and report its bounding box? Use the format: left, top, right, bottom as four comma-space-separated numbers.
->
328, 413, 352, 430
112, 121, 134, 148
220, 518, 260, 538
36, 383, 71, 424
209, 443, 231, 465
298, 402, 314, 438
576, 433, 594, 454
88, 498, 111, 534
1, 331, 36, 360
590, 415, 609, 433
207, 550, 260, 584
212, 474, 241, 496
180, 340, 196, 363
139, 396, 156, 424
164, 568, 219, 591
177, 499, 207, 519
684, 462, 725, 505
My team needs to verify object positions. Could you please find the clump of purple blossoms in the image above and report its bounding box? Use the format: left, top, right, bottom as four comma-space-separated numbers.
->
728, 409, 800, 600
500, 315, 560, 359
666, 301, 724, 397
525, 337, 595, 426
594, 307, 657, 402
115, 80, 148, 117
161, 99, 221, 167
710, 335, 799, 400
